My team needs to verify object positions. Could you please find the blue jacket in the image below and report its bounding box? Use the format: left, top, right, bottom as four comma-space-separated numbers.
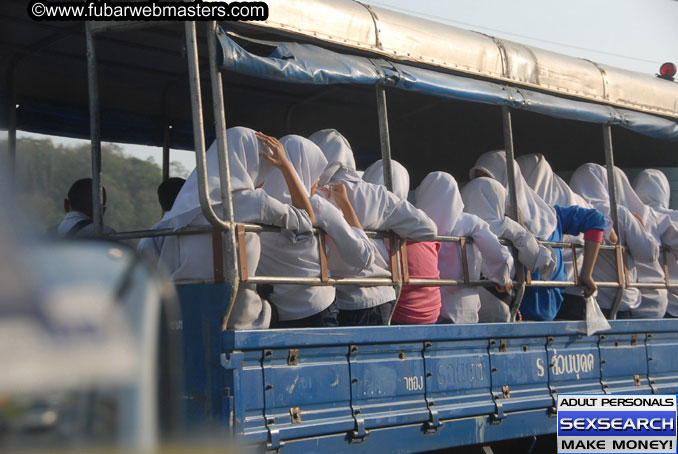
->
520, 205, 607, 321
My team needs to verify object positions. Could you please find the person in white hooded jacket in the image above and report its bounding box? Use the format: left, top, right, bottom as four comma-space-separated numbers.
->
460, 177, 552, 321
416, 171, 514, 324
258, 135, 376, 328
570, 163, 660, 318
467, 151, 606, 322
159, 127, 314, 330
517, 153, 616, 319
363, 160, 443, 324
612, 167, 678, 318
309, 129, 437, 326
633, 169, 678, 317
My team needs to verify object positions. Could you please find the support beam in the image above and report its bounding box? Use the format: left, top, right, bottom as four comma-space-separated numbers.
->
376, 85, 394, 192
502, 106, 525, 321
162, 125, 171, 181
502, 106, 519, 222
603, 124, 624, 320
207, 20, 241, 327
86, 23, 103, 235
183, 22, 232, 231
376, 84, 403, 324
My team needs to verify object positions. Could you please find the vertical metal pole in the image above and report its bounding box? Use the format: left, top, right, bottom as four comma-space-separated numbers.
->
603, 125, 621, 238
86, 23, 103, 235
502, 106, 525, 321
502, 106, 519, 222
376, 85, 394, 192
604, 124, 624, 320
162, 125, 171, 181
376, 85, 402, 324
184, 20, 223, 229
207, 21, 240, 327
7, 72, 16, 178
207, 23, 233, 222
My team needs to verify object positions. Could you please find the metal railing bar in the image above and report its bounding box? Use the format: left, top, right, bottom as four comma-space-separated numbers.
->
105, 225, 623, 251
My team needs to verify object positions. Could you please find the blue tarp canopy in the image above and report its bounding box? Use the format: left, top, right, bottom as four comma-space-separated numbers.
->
217, 28, 678, 143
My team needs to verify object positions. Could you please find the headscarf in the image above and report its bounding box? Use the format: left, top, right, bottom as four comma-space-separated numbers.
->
164, 127, 275, 229
263, 135, 327, 203
308, 129, 361, 186
612, 167, 652, 221
470, 150, 557, 239
634, 169, 671, 211
415, 172, 464, 236
460, 177, 509, 233
517, 153, 591, 208
362, 159, 410, 201
569, 163, 613, 218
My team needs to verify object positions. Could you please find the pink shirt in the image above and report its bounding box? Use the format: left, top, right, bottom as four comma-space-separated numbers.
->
392, 241, 442, 324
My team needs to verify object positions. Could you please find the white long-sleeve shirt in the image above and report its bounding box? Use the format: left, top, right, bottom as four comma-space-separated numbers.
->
629, 209, 678, 318
159, 190, 313, 329
460, 177, 556, 276
634, 169, 678, 316
415, 172, 513, 324
257, 195, 376, 320
57, 211, 115, 237
569, 163, 661, 313
325, 175, 437, 310
309, 130, 436, 310
611, 167, 678, 318
592, 207, 660, 312
137, 218, 169, 264
439, 213, 513, 323
460, 177, 557, 323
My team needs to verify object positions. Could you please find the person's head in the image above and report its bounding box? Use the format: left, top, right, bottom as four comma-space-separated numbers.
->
263, 135, 327, 203
64, 178, 106, 218
157, 177, 186, 213
415, 171, 464, 235
308, 129, 356, 171
362, 159, 410, 201
634, 169, 671, 211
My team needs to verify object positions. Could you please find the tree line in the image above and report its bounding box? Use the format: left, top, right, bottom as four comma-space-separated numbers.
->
10, 137, 189, 233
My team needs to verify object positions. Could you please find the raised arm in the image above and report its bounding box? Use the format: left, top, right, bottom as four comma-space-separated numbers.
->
256, 132, 315, 224
579, 238, 601, 298
327, 183, 362, 229
312, 195, 375, 271
555, 205, 607, 298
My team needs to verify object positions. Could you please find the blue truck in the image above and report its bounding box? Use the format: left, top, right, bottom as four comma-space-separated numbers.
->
3, 0, 678, 451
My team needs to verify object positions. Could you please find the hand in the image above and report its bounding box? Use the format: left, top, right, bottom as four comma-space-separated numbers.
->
608, 228, 618, 244
495, 280, 513, 293
579, 273, 598, 298
632, 212, 647, 232
329, 183, 348, 201
256, 132, 289, 169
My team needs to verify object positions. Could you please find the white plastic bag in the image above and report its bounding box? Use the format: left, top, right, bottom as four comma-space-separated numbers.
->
585, 296, 611, 336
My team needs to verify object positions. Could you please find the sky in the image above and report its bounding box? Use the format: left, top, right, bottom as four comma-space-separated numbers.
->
17, 0, 678, 172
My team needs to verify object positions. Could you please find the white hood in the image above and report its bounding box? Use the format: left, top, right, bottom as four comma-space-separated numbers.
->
517, 153, 591, 208
415, 171, 465, 236
164, 126, 275, 229
263, 135, 327, 203
362, 159, 410, 201
470, 150, 557, 240
308, 129, 361, 186
634, 169, 671, 211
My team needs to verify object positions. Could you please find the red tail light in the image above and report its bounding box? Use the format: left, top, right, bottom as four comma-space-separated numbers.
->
659, 62, 676, 81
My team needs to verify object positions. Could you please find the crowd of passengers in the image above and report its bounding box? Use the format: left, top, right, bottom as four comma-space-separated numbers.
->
58, 127, 678, 329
